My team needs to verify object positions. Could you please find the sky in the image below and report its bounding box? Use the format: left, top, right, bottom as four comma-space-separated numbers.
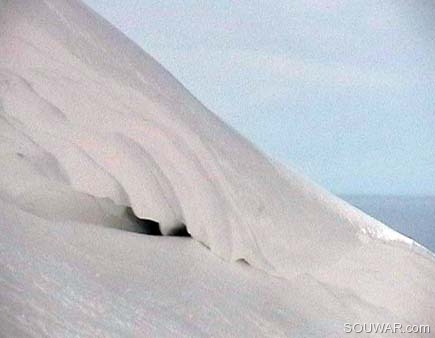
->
82, 0, 435, 195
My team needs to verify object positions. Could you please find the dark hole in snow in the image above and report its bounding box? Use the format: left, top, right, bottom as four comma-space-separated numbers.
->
167, 225, 190, 237
135, 218, 162, 236
125, 207, 190, 237
236, 258, 249, 266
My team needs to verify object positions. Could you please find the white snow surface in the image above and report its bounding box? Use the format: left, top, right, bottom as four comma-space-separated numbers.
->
0, 0, 434, 336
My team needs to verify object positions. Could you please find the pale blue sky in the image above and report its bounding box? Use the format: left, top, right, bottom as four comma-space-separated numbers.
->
83, 0, 435, 195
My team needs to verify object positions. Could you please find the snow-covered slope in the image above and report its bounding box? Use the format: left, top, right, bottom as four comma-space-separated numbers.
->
1, 0, 434, 336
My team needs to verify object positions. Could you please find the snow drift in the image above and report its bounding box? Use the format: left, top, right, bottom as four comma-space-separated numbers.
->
0, 0, 434, 335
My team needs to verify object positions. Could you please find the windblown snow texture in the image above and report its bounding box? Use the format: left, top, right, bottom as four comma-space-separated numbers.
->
0, 0, 434, 336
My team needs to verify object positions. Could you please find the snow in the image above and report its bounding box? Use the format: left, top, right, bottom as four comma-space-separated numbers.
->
0, 0, 434, 336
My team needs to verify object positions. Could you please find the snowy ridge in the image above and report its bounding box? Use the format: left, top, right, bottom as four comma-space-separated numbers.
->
1, 0, 434, 336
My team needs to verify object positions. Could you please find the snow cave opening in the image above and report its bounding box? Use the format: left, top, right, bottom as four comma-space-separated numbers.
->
125, 207, 190, 237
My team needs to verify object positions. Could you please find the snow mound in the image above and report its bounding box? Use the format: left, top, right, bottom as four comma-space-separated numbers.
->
1, 0, 434, 332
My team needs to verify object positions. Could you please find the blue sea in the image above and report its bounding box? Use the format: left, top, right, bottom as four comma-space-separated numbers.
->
342, 195, 435, 253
